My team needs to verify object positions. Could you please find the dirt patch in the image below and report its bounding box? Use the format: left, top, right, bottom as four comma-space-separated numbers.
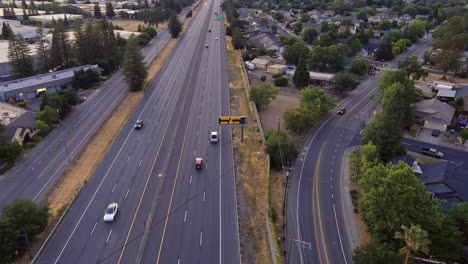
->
226, 33, 271, 264
111, 20, 168, 32
350, 184, 371, 245
269, 169, 286, 257
422, 73, 468, 87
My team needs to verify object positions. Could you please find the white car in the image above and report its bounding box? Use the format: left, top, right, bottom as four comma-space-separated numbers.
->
210, 131, 218, 143
103, 203, 118, 222
215, 37, 218, 40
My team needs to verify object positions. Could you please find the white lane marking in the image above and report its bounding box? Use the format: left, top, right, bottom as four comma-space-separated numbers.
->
330, 177, 332, 181
334, 149, 337, 153
90, 222, 97, 235
336, 144, 339, 148
189, 175, 192, 184
184, 210, 187, 222
148, 138, 152, 143
139, 160, 143, 167
331, 162, 334, 166
199, 231, 203, 246
205, 162, 208, 170
197, 130, 199, 136
138, 135, 141, 141
112, 184, 117, 193
332, 194, 334, 199
193, 150, 196, 157
106, 229, 113, 244
333, 155, 335, 159
125, 189, 130, 199
331, 185, 333, 189
333, 204, 349, 264
127, 155, 131, 163
203, 192, 206, 202
177, 259, 180, 264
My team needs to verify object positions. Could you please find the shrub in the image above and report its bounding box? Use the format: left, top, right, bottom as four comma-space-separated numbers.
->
18, 101, 27, 108
30, 135, 43, 143
272, 73, 282, 78
260, 76, 267, 81
274, 76, 288, 86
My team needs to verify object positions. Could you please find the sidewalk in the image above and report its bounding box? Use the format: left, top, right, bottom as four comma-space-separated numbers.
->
340, 147, 362, 250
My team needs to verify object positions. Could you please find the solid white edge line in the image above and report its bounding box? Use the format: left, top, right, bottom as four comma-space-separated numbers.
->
90, 222, 97, 235
333, 204, 348, 264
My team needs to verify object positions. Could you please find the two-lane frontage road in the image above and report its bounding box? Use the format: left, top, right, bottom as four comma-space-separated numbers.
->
286, 34, 434, 264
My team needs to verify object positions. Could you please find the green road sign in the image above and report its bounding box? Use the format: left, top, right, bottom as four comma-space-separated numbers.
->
216, 15, 224, 19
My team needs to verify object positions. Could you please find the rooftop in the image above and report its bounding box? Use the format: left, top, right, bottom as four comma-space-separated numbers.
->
413, 98, 456, 125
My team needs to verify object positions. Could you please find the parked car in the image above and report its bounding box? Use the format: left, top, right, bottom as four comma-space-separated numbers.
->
420, 147, 444, 159
432, 129, 440, 137
103, 203, 119, 222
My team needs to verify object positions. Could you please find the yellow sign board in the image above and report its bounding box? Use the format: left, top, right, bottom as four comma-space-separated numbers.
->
219, 116, 246, 125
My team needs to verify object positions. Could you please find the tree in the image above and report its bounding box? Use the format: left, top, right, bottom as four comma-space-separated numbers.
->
2, 22, 12, 39
36, 106, 60, 125
8, 33, 34, 78
378, 19, 392, 30
318, 31, 335, 47
301, 27, 319, 44
35, 120, 50, 136
231, 28, 244, 49
72, 68, 101, 89
332, 72, 359, 94
106, 2, 115, 18
283, 42, 309, 66
350, 58, 368, 76
375, 37, 394, 61
293, 22, 303, 35
36, 25, 50, 73
398, 56, 428, 80
353, 241, 404, 264
406, 20, 426, 42
361, 114, 403, 161
300, 13, 310, 23
357, 10, 368, 21
309, 45, 346, 72
1, 198, 50, 246
293, 56, 310, 88
168, 13, 182, 38
265, 129, 298, 167
94, 3, 102, 19
422, 51, 431, 65
249, 81, 278, 108
395, 225, 430, 264
270, 24, 278, 34
460, 129, 468, 144
283, 107, 317, 134
0, 141, 23, 164
274, 76, 288, 86
447, 202, 468, 243
50, 20, 74, 69
436, 49, 462, 79
300, 87, 335, 115
0, 123, 5, 138
272, 11, 285, 21
122, 35, 147, 92
344, 35, 362, 56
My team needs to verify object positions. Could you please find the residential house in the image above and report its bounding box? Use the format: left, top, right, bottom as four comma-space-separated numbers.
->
398, 14, 413, 25
338, 25, 357, 35
1, 110, 37, 145
251, 58, 271, 69
368, 16, 381, 23
267, 64, 288, 74
323, 11, 335, 17
249, 32, 281, 51
415, 14, 429, 20
414, 98, 456, 131
393, 156, 467, 211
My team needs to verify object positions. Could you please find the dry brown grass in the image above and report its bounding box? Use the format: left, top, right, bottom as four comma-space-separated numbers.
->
422, 73, 468, 87
226, 34, 271, 264
111, 20, 168, 32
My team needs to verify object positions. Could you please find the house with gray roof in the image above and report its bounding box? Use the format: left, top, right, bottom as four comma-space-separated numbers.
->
0, 111, 37, 145
414, 98, 456, 131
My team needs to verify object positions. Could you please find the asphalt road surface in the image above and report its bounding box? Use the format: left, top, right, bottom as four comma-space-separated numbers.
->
0, 9, 192, 211
286, 34, 434, 264
35, 0, 240, 263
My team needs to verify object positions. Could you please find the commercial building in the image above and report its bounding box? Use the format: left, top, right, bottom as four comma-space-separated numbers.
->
29, 14, 82, 23
0, 65, 101, 103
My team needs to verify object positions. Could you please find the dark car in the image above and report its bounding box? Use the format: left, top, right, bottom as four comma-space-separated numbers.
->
337, 107, 346, 115
134, 120, 143, 129
432, 129, 441, 137
208, 29, 211, 32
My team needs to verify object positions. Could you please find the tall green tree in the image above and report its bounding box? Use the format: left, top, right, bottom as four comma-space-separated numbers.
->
293, 56, 310, 88
349, 58, 368, 76
361, 114, 403, 161
8, 33, 34, 78
283, 107, 317, 134
398, 56, 428, 80
435, 49, 462, 79
50, 20, 74, 70
36, 25, 50, 73
106, 2, 115, 18
249, 81, 278, 108
122, 35, 147, 92
36, 105, 60, 125
168, 13, 182, 38
344, 35, 362, 56
265, 129, 298, 167
301, 27, 319, 44
309, 45, 345, 72
300, 87, 335, 115
2, 22, 12, 39
332, 72, 359, 94
353, 241, 403, 264
94, 3, 102, 19
231, 28, 244, 49
283, 41, 309, 65
375, 37, 394, 61
395, 225, 430, 264
0, 141, 23, 164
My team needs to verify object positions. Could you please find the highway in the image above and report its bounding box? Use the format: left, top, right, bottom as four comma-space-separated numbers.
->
35, 0, 240, 263
286, 34, 433, 264
0, 8, 192, 210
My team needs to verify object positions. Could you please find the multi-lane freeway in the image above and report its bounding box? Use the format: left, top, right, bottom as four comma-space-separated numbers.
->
0, 9, 193, 211
286, 34, 434, 264
34, 0, 240, 263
